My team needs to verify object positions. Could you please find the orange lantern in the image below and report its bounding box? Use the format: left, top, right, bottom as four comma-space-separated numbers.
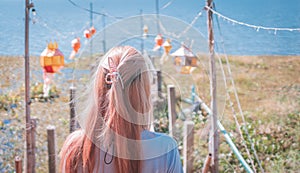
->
84, 29, 91, 39
162, 39, 172, 54
143, 25, 148, 38
155, 34, 163, 46
40, 42, 64, 73
153, 34, 164, 51
71, 37, 81, 53
90, 26, 96, 36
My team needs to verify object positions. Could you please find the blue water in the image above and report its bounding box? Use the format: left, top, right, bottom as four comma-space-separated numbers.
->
0, 0, 299, 56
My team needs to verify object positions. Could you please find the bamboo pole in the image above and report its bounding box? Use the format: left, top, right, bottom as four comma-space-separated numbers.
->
25, 0, 35, 172
167, 85, 176, 137
15, 156, 22, 173
206, 0, 219, 172
47, 125, 56, 173
183, 121, 194, 173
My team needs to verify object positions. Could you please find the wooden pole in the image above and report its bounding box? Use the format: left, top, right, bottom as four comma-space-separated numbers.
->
206, 0, 219, 172
70, 87, 76, 133
140, 9, 144, 53
167, 85, 176, 137
90, 2, 93, 59
31, 118, 37, 173
102, 15, 106, 53
47, 125, 56, 173
15, 156, 22, 173
157, 70, 162, 97
183, 121, 194, 173
155, 0, 160, 34
25, 0, 35, 172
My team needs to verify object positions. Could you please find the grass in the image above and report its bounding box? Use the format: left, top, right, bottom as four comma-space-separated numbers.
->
0, 54, 299, 172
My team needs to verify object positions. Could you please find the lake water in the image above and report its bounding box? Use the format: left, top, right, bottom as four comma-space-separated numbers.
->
0, 0, 299, 56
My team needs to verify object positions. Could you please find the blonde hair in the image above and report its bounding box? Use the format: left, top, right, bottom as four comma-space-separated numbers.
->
60, 46, 153, 172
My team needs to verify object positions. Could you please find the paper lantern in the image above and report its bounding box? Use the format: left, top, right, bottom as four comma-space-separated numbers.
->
84, 29, 91, 39
153, 34, 164, 51
155, 34, 163, 46
40, 42, 64, 73
162, 39, 172, 54
143, 25, 148, 38
71, 38, 81, 53
90, 26, 96, 35
170, 44, 198, 74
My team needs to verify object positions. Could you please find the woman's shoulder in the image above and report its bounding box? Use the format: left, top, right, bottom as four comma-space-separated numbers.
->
141, 130, 179, 159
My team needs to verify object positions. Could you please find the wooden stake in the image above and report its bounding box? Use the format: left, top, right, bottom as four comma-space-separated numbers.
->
157, 70, 162, 97
70, 87, 76, 133
47, 125, 56, 173
183, 121, 194, 173
167, 85, 176, 137
15, 156, 22, 173
206, 0, 219, 172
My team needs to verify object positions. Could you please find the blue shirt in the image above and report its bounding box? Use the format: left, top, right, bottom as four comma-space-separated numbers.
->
97, 130, 183, 173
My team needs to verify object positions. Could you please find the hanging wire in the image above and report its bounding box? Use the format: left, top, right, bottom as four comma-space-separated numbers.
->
158, 9, 206, 39
206, 6, 300, 33
161, 0, 175, 9
213, 3, 265, 173
215, 51, 257, 173
67, 0, 123, 20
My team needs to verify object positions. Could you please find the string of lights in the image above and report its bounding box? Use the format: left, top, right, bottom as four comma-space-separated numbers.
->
206, 6, 300, 34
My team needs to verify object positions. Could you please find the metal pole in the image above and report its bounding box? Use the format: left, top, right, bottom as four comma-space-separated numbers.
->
25, 0, 35, 172
206, 0, 219, 172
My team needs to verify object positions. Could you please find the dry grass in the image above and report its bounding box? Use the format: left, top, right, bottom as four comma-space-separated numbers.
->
0, 54, 299, 172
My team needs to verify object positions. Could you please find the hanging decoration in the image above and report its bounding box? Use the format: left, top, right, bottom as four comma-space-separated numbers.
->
153, 34, 163, 51
170, 44, 198, 74
206, 6, 300, 33
162, 39, 172, 55
84, 26, 97, 39
40, 42, 64, 97
143, 25, 148, 38
69, 37, 81, 59
40, 42, 64, 73
159, 38, 172, 64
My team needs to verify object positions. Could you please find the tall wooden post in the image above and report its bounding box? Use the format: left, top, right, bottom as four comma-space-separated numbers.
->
206, 0, 219, 172
140, 9, 144, 53
25, 0, 35, 172
90, 2, 93, 59
102, 15, 106, 53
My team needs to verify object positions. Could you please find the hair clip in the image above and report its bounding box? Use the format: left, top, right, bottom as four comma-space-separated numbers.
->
105, 57, 124, 88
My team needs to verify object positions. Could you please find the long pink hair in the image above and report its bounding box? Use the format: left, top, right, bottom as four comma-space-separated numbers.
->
60, 46, 152, 172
